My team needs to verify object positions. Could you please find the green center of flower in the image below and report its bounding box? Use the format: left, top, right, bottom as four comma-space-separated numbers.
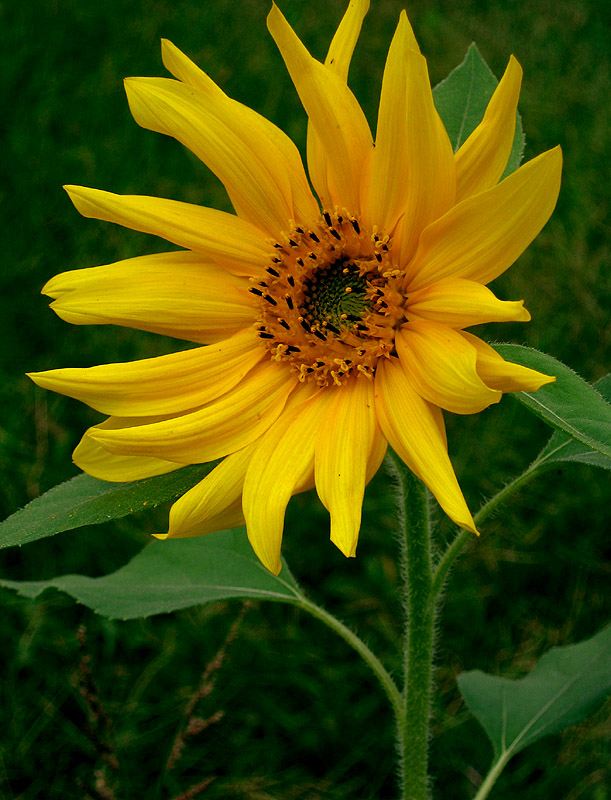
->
301, 257, 371, 331
250, 210, 405, 386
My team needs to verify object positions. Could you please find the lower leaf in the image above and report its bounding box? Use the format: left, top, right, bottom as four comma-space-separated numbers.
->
0, 529, 304, 618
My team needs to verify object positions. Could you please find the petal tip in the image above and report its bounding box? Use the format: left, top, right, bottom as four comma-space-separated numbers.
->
247, 530, 283, 575
266, 2, 281, 25
331, 536, 357, 558
262, 554, 282, 575
507, 54, 523, 77
548, 144, 563, 169
63, 184, 97, 216
40, 275, 58, 297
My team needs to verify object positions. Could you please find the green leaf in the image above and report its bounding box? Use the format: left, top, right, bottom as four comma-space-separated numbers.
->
458, 625, 611, 760
494, 345, 611, 459
0, 529, 304, 618
0, 463, 219, 550
533, 374, 611, 472
433, 43, 524, 175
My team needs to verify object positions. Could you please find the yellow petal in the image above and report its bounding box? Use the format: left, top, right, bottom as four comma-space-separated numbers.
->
243, 386, 330, 574
160, 39, 318, 227
323, 0, 370, 80
160, 38, 225, 98
396, 322, 501, 414
406, 146, 563, 290
395, 46, 456, 266
314, 377, 376, 558
28, 328, 264, 416
125, 75, 317, 234
125, 76, 293, 235
88, 361, 297, 464
64, 185, 269, 277
166, 443, 257, 537
306, 0, 370, 206
366, 424, 388, 482
43, 252, 256, 344
455, 56, 523, 202
156, 499, 245, 540
73, 419, 181, 481
406, 278, 530, 327
364, 12, 415, 234
461, 331, 556, 392
374, 358, 477, 532
267, 3, 373, 214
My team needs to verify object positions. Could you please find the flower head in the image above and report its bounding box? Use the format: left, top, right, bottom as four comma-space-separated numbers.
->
29, 1, 561, 574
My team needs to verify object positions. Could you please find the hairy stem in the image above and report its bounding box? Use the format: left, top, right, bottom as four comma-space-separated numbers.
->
386, 450, 435, 800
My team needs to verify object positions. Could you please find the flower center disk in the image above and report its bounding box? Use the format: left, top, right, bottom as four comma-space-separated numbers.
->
250, 210, 405, 386
302, 257, 369, 331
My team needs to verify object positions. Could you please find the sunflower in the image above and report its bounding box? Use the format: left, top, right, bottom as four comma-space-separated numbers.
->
29, 1, 561, 574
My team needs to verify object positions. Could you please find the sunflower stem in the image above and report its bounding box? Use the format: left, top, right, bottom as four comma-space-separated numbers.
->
386, 450, 435, 800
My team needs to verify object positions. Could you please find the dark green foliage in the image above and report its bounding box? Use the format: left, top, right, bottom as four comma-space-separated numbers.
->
1, 0, 609, 797
458, 625, 611, 758
0, 465, 219, 549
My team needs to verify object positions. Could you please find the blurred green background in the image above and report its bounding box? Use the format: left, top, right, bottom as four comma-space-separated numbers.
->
1, 0, 609, 797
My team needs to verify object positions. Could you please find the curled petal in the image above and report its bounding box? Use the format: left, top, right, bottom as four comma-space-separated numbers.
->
73, 419, 181, 481
461, 331, 555, 392
374, 358, 477, 533
406, 278, 530, 328
396, 322, 501, 414
42, 252, 256, 344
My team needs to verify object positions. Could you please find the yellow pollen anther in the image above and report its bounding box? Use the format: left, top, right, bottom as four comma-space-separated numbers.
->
345, 286, 352, 294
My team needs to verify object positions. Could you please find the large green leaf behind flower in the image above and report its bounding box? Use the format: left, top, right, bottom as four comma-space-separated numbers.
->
494, 345, 611, 459
433, 42, 525, 175
532, 373, 611, 471
0, 529, 303, 618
